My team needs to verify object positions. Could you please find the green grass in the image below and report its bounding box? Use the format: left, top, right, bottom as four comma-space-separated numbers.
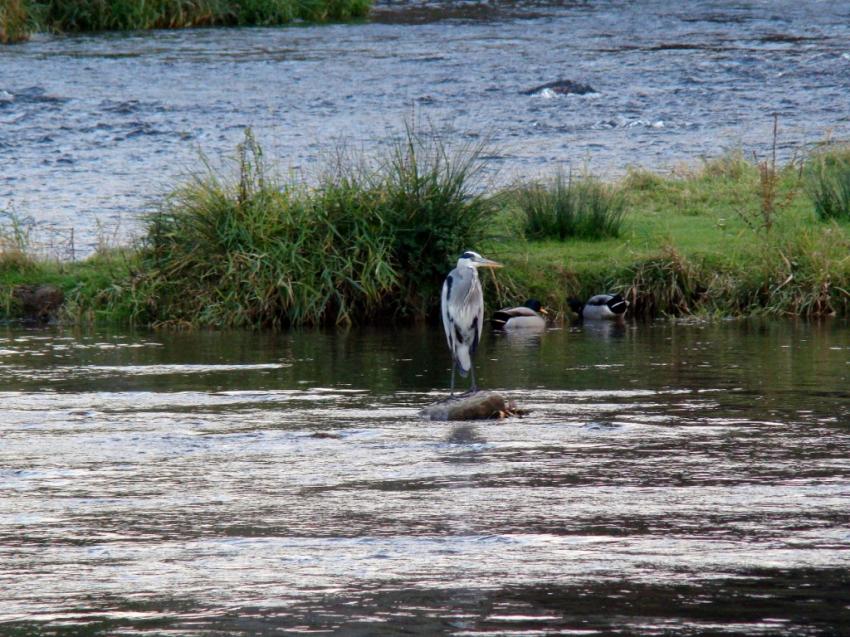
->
482, 154, 850, 319
6, 0, 372, 38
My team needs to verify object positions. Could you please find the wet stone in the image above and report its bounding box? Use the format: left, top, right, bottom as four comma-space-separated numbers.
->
11, 284, 65, 323
420, 391, 526, 421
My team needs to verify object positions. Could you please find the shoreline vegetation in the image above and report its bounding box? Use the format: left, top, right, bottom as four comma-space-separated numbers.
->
1, 0, 373, 43
3, 127, 850, 328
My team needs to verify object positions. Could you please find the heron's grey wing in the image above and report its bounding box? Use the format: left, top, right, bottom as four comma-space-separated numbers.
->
454, 272, 483, 355
474, 283, 484, 354
441, 269, 457, 346
442, 267, 481, 370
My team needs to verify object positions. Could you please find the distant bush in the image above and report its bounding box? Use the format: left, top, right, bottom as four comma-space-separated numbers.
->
805, 145, 850, 222
515, 170, 625, 241
133, 127, 496, 328
15, 0, 371, 36
0, 0, 30, 43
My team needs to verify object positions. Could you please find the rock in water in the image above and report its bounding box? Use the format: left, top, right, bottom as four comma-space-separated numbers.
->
12, 284, 65, 323
521, 79, 596, 96
420, 391, 525, 421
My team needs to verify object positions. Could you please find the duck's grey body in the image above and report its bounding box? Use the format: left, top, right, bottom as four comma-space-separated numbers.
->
492, 299, 547, 331
569, 293, 629, 321
441, 251, 501, 394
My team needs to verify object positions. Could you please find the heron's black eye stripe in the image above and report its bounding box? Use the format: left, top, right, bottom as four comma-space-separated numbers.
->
460, 251, 475, 260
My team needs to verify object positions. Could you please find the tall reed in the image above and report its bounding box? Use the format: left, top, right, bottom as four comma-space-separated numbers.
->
132, 127, 495, 328
376, 124, 497, 318
805, 144, 850, 222
0, 0, 30, 43
515, 170, 625, 241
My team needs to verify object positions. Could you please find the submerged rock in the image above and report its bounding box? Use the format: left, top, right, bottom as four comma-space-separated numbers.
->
522, 79, 596, 96
421, 391, 527, 421
11, 284, 64, 323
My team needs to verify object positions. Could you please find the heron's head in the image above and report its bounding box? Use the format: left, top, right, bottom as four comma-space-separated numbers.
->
458, 251, 502, 270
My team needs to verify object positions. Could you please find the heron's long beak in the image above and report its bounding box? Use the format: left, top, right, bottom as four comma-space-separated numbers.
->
475, 257, 503, 269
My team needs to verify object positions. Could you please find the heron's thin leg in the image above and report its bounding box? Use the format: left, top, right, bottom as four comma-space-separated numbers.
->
450, 363, 456, 396
469, 365, 478, 394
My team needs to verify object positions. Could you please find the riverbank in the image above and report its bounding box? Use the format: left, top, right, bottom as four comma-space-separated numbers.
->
2, 134, 849, 327
1, 0, 372, 43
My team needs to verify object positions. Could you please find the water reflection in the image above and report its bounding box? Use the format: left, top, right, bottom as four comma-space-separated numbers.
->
497, 325, 546, 350
575, 319, 628, 340
1, 320, 849, 634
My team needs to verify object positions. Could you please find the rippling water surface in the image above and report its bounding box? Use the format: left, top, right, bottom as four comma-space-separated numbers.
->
1, 320, 849, 635
3, 0, 850, 252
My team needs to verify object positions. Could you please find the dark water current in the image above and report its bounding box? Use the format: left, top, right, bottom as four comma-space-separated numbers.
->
1, 320, 849, 635
2, 0, 850, 253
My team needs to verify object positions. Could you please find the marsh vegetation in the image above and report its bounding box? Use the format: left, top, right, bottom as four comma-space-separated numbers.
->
0, 0, 372, 41
2, 131, 850, 327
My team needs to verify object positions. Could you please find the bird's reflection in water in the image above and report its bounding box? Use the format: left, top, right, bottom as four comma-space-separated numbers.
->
498, 325, 546, 350
447, 423, 485, 445
441, 424, 488, 464
575, 320, 628, 339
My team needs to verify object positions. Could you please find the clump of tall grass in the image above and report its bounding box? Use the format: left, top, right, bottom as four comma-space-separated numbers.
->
0, 0, 30, 43
132, 126, 496, 328
514, 170, 625, 241
376, 125, 497, 317
0, 210, 36, 274
135, 133, 393, 328
805, 144, 850, 222
624, 246, 703, 318
22, 0, 371, 35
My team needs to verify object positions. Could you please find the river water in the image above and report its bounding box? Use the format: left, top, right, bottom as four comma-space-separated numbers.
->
1, 320, 849, 635
2, 0, 850, 254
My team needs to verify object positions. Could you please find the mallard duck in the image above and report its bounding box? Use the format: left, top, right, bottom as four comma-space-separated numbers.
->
491, 299, 548, 330
568, 293, 628, 321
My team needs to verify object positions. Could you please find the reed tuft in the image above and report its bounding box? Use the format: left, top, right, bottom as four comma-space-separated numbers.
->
377, 124, 496, 318
514, 170, 625, 241
805, 144, 850, 222
0, 0, 31, 43
131, 126, 495, 328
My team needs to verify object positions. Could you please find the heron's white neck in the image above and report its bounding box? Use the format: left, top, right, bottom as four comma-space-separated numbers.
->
457, 259, 479, 273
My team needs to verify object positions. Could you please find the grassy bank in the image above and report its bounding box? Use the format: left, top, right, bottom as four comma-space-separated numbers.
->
1, 0, 372, 42
490, 149, 850, 320
3, 134, 850, 327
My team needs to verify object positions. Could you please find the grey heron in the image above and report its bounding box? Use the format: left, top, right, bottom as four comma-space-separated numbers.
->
491, 299, 548, 331
441, 250, 502, 395
568, 293, 629, 320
